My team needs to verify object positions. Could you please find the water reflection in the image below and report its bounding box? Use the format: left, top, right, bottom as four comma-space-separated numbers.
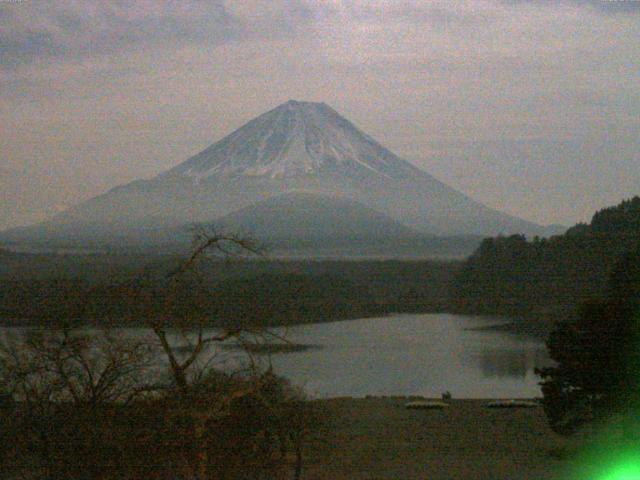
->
264, 314, 551, 398
0, 314, 552, 399
478, 348, 550, 379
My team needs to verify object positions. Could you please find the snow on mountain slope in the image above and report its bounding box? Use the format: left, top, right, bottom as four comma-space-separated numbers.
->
1, 100, 558, 243
164, 100, 423, 182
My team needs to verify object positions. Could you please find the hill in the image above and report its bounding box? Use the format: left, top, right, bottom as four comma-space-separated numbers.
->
451, 196, 640, 323
213, 192, 419, 242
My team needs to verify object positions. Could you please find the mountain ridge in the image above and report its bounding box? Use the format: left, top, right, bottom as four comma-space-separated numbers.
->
1, 100, 563, 246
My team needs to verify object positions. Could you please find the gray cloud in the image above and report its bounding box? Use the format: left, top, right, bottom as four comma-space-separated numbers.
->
7, 0, 631, 72
502, 0, 640, 13
0, 0, 334, 78
311, 1, 496, 26
0, 1, 257, 68
0, 0, 638, 228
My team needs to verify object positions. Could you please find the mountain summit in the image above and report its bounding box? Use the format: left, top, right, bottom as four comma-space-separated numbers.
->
3, 100, 559, 245
163, 100, 422, 181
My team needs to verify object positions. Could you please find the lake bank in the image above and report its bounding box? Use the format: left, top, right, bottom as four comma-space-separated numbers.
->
304, 397, 568, 479
1, 313, 551, 399
465, 318, 556, 340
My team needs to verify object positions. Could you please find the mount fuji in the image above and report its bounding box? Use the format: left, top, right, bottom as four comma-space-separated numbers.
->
1, 100, 560, 248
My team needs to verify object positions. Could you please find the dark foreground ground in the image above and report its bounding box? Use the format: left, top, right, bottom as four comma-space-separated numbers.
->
304, 398, 569, 480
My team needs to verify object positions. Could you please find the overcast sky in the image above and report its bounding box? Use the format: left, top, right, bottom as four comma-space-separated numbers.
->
1, 0, 639, 229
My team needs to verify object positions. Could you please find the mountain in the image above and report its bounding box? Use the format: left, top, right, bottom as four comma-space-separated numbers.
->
213, 192, 420, 243
1, 100, 559, 247
210, 192, 486, 258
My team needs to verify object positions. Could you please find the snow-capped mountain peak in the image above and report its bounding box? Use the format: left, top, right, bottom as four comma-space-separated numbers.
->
14, 100, 552, 240
165, 100, 421, 181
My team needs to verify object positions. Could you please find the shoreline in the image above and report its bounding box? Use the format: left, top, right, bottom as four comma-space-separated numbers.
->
0, 311, 550, 341
465, 320, 553, 340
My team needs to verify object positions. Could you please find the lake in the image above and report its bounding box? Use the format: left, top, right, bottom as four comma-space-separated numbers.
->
0, 313, 551, 400
247, 313, 551, 399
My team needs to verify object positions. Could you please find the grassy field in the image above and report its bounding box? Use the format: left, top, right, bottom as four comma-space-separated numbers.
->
303, 397, 570, 480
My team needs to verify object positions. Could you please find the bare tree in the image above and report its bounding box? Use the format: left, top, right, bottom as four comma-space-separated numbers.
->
0, 226, 319, 479
1, 328, 155, 407
148, 225, 265, 395
0, 327, 157, 479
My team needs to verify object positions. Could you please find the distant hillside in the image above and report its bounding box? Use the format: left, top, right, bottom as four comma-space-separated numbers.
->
0, 192, 484, 259
213, 192, 419, 242
451, 196, 640, 323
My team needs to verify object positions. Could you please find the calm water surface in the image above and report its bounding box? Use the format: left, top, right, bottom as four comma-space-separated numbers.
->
258, 313, 550, 399
1, 314, 550, 399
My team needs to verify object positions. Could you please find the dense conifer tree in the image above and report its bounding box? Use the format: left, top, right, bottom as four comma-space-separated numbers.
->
537, 247, 640, 435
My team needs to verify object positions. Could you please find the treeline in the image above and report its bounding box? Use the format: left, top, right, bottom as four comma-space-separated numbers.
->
0, 258, 459, 327
451, 196, 640, 323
